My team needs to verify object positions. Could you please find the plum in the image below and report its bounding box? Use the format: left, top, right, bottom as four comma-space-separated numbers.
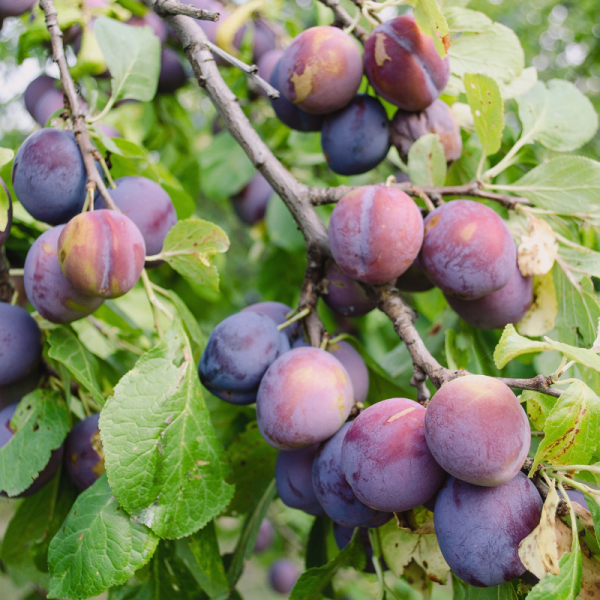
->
328, 186, 424, 285
364, 15, 450, 112
157, 48, 188, 94
0, 0, 35, 17
199, 311, 290, 405
32, 87, 65, 126
12, 129, 87, 225
257, 49, 283, 97
0, 370, 40, 411
566, 489, 589, 510
24, 75, 58, 117
95, 176, 177, 268
58, 210, 146, 299
64, 412, 105, 490
0, 303, 42, 387
24, 225, 103, 324
230, 172, 274, 225
278, 26, 363, 115
256, 347, 354, 450
0, 176, 12, 246
241, 301, 302, 344
252, 19, 282, 64
254, 518, 274, 553
269, 59, 324, 132
327, 341, 369, 404
321, 94, 390, 176
434, 474, 543, 587
425, 375, 530, 487
445, 262, 533, 330
0, 404, 63, 497
420, 200, 517, 299
268, 559, 299, 594
395, 256, 434, 293
390, 99, 462, 163
275, 444, 324, 516
342, 398, 446, 512
312, 422, 392, 527
322, 261, 376, 318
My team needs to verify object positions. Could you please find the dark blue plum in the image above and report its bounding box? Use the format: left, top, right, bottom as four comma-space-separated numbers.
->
0, 303, 42, 387
0, 404, 63, 498
199, 312, 290, 405
395, 257, 434, 293
566, 489, 589, 510
333, 524, 388, 574
268, 559, 299, 594
312, 422, 392, 528
269, 60, 323, 132
275, 444, 324, 516
254, 518, 275, 553
157, 48, 187, 94
64, 413, 104, 491
0, 176, 12, 246
12, 129, 87, 225
434, 474, 543, 587
0, 370, 41, 411
321, 94, 390, 176
323, 261, 376, 318
32, 88, 65, 127
240, 301, 302, 343
24, 75, 58, 117
230, 173, 274, 225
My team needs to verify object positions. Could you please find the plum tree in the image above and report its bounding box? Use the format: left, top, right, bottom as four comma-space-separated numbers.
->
256, 347, 354, 450
420, 200, 517, 298
312, 422, 392, 527
327, 341, 369, 403
12, 128, 87, 225
395, 257, 434, 293
0, 303, 42, 387
425, 375, 530, 486
322, 261, 376, 318
230, 172, 274, 225
254, 519, 275, 553
445, 262, 533, 330
0, 177, 12, 247
434, 474, 543, 587
321, 94, 390, 176
390, 99, 462, 164
199, 311, 289, 404
364, 15, 450, 111
57, 210, 146, 299
277, 27, 363, 114
342, 398, 446, 512
240, 301, 302, 343
64, 412, 105, 490
275, 444, 324, 516
328, 186, 424, 285
24, 225, 104, 323
157, 48, 188, 94
268, 559, 299, 594
0, 0, 35, 17
94, 176, 177, 267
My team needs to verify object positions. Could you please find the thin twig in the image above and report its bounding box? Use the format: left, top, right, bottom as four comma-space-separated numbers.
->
0, 247, 13, 303
316, 0, 370, 43
145, 0, 219, 20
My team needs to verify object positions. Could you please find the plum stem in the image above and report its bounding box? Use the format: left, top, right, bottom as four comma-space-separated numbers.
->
277, 307, 310, 331
314, 0, 370, 44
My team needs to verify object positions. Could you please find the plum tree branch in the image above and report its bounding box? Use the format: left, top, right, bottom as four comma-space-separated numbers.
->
316, 0, 370, 43
39, 0, 119, 212
144, 0, 219, 20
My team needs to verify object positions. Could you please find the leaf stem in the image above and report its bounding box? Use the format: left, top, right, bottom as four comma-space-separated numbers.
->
141, 269, 167, 338
484, 129, 535, 180
276, 307, 310, 331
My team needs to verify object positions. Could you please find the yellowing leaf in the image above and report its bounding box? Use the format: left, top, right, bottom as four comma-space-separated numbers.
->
518, 217, 558, 277
516, 271, 558, 337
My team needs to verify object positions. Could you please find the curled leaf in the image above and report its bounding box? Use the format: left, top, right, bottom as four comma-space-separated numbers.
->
518, 217, 558, 277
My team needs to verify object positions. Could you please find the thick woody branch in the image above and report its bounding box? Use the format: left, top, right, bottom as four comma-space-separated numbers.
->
316, 0, 370, 44
40, 0, 118, 212
145, 0, 219, 20
298, 246, 328, 347
497, 374, 561, 398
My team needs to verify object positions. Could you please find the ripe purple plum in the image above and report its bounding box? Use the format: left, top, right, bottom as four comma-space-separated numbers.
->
0, 303, 42, 387
0, 0, 35, 17
199, 312, 290, 405
0, 404, 63, 497
269, 59, 324, 132
390, 99, 462, 164
0, 177, 12, 246
230, 172, 274, 225
278, 26, 363, 115
342, 398, 446, 512
64, 412, 105, 491
268, 559, 299, 594
12, 129, 87, 225
425, 375, 530, 486
58, 210, 146, 299
157, 48, 188, 94
327, 341, 369, 404
275, 444, 324, 516
32, 87, 65, 126
434, 474, 543, 587
24, 75, 58, 117
445, 262, 533, 330
240, 301, 302, 343
252, 19, 282, 64
420, 200, 517, 299
321, 94, 391, 176
254, 518, 275, 553
95, 176, 177, 268
256, 347, 354, 450
312, 422, 392, 527
364, 15, 450, 112
24, 225, 103, 324
0, 370, 40, 411
328, 186, 424, 285
323, 261, 376, 318
257, 49, 282, 97
395, 257, 434, 293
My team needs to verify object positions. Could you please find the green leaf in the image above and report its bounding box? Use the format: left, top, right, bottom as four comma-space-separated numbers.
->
94, 17, 160, 103
523, 390, 556, 431
584, 493, 600, 542
0, 147, 14, 169
508, 157, 600, 216
226, 421, 277, 516
100, 320, 234, 539
558, 246, 600, 282
464, 73, 504, 158
445, 329, 470, 370
161, 219, 230, 292
0, 179, 10, 235
493, 324, 551, 369
306, 516, 331, 569
47, 326, 105, 407
289, 529, 366, 600
516, 271, 558, 338
0, 390, 69, 497
452, 575, 517, 599
516, 80, 598, 153
162, 184, 195, 220
532, 381, 600, 471
410, 0, 449, 57
48, 473, 159, 599
163, 290, 203, 364
408, 133, 447, 186
265, 194, 305, 253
